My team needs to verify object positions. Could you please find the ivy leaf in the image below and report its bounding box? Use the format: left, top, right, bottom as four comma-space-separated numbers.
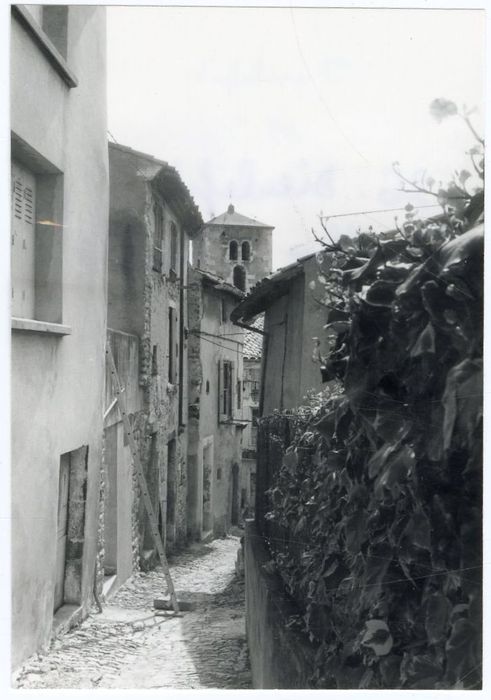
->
283, 447, 299, 472
361, 619, 393, 656
410, 322, 436, 356
344, 509, 367, 555
442, 359, 483, 450
374, 445, 415, 498
379, 654, 403, 686
425, 592, 451, 645
444, 618, 479, 687
367, 443, 397, 479
364, 280, 398, 307
363, 543, 392, 602
372, 410, 410, 444
401, 507, 432, 551
401, 652, 443, 688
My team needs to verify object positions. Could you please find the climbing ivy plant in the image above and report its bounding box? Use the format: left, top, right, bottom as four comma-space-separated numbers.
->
263, 100, 483, 689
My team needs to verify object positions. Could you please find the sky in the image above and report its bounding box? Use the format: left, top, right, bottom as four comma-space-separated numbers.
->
106, 5, 485, 269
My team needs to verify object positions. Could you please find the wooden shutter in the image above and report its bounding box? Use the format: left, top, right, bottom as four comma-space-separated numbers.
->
217, 360, 221, 420
11, 161, 36, 318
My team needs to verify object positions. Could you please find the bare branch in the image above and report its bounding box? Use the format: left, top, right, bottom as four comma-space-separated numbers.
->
463, 114, 484, 146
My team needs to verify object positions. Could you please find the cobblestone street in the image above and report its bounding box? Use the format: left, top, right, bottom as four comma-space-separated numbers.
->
13, 536, 250, 689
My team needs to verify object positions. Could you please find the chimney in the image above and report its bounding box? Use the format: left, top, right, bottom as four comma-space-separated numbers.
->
227, 204, 235, 214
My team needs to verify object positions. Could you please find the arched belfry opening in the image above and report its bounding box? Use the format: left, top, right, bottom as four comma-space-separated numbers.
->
241, 240, 250, 261
229, 240, 238, 261
233, 265, 246, 292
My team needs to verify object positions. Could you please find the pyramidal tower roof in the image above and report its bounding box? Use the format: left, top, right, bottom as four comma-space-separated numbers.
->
205, 204, 273, 229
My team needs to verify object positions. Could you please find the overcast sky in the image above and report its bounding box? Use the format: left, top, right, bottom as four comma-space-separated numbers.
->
107, 6, 485, 269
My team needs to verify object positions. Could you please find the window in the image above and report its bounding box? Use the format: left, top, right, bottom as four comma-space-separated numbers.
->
153, 203, 163, 272
13, 6, 76, 89
42, 5, 68, 58
229, 240, 238, 261
11, 161, 36, 318
237, 379, 242, 409
152, 344, 158, 375
233, 265, 246, 292
252, 407, 260, 427
250, 381, 260, 402
218, 360, 233, 420
26, 5, 69, 58
11, 143, 64, 327
206, 380, 210, 394
251, 407, 260, 446
168, 307, 176, 383
241, 240, 251, 261
170, 221, 178, 273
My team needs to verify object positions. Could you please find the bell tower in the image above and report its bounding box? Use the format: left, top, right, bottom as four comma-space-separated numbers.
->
192, 204, 273, 293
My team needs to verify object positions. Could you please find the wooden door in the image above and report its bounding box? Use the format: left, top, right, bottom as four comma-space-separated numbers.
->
11, 161, 36, 319
103, 425, 118, 575
54, 454, 70, 611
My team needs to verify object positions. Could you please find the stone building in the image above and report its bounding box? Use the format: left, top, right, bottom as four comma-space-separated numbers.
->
240, 316, 264, 517
10, 5, 109, 667
192, 204, 273, 522
192, 204, 274, 293
107, 142, 202, 573
231, 253, 330, 414
187, 268, 247, 539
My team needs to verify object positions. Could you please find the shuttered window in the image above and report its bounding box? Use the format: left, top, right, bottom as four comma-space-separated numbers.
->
218, 360, 234, 421
11, 161, 36, 318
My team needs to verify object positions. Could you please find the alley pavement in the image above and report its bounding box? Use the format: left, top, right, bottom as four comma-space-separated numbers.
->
13, 536, 251, 689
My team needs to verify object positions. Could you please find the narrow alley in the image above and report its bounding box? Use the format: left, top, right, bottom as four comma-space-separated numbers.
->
14, 537, 250, 690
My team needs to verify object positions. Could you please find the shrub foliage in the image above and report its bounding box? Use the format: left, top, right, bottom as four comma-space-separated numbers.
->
263, 134, 483, 689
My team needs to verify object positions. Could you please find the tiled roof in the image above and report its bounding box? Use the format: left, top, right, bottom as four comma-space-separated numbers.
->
244, 315, 264, 359
108, 142, 203, 233
195, 267, 245, 300
205, 204, 272, 229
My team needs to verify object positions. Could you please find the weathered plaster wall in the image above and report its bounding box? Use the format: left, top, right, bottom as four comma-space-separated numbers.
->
11, 6, 108, 668
187, 271, 245, 539
108, 145, 191, 562
244, 520, 316, 688
261, 261, 327, 415
193, 224, 273, 292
